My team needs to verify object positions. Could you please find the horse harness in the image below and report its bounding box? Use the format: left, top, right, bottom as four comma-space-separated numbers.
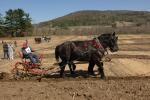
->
85, 37, 110, 62
74, 38, 109, 61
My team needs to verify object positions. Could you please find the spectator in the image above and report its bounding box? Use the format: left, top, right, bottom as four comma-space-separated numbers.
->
14, 41, 17, 47
3, 42, 9, 59
8, 43, 14, 60
2, 40, 4, 44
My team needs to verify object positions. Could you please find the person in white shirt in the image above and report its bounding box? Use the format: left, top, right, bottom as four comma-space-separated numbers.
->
8, 43, 14, 60
21, 43, 40, 64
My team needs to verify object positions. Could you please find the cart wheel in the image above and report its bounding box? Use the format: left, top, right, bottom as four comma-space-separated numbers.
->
11, 62, 29, 80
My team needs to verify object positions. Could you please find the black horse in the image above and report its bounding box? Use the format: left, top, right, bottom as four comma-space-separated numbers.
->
55, 32, 119, 79
34, 38, 42, 44
42, 36, 51, 42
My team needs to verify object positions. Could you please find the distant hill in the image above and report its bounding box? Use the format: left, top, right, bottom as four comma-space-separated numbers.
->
38, 10, 150, 28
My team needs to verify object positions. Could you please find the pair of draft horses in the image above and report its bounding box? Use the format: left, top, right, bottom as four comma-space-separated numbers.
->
55, 32, 119, 79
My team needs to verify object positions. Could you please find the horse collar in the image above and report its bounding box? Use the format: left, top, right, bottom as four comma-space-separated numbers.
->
92, 38, 104, 49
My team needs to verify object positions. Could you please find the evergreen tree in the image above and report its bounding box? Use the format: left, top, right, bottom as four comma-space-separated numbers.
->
0, 13, 4, 36
5, 8, 32, 37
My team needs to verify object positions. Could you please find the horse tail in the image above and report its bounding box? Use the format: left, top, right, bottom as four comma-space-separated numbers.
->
55, 45, 60, 62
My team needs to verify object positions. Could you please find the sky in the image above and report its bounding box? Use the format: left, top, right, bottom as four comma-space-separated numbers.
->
0, 0, 150, 23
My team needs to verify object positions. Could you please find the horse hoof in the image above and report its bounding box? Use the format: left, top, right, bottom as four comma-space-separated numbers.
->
60, 74, 65, 78
101, 76, 106, 80
88, 73, 96, 76
71, 72, 76, 75
71, 73, 77, 78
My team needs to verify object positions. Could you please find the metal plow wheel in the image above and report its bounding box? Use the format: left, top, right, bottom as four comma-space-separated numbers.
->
11, 62, 29, 80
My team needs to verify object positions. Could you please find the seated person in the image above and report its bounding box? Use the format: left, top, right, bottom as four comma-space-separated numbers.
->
21, 43, 40, 64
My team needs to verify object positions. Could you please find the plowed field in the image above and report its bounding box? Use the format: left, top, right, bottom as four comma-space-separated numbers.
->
0, 34, 150, 100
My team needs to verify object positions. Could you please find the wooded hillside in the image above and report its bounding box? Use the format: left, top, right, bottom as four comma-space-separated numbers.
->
39, 10, 150, 28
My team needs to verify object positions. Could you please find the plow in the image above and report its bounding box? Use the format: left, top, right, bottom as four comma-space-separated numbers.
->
11, 52, 59, 81
11, 62, 60, 81
11, 53, 111, 81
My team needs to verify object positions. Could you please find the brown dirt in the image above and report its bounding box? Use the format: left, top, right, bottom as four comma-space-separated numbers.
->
0, 77, 150, 100
0, 34, 150, 100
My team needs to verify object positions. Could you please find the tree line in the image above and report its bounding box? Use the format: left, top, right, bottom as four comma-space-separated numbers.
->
0, 8, 32, 37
